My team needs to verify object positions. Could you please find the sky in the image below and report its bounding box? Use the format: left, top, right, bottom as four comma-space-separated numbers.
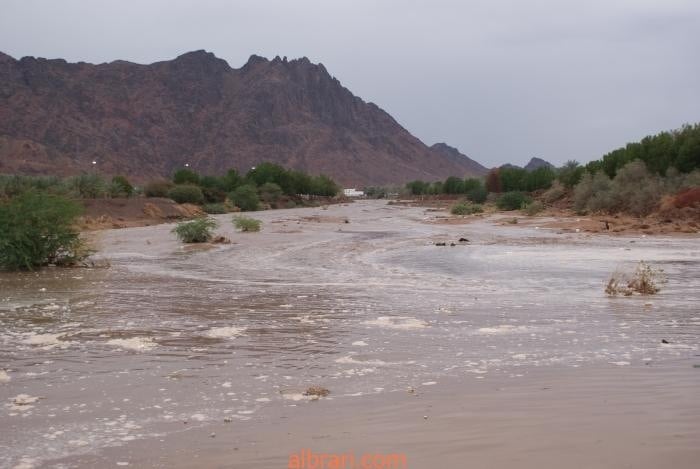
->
2, 0, 699, 168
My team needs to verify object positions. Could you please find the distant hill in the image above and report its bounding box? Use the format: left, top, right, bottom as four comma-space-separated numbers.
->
0, 50, 486, 186
500, 157, 554, 172
524, 157, 554, 171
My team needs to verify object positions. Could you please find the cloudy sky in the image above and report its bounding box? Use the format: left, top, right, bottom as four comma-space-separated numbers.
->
2, 0, 699, 167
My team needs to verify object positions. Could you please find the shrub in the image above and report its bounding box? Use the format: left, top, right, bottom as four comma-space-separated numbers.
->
466, 186, 488, 203
443, 176, 465, 194
202, 187, 226, 203
558, 160, 585, 188
233, 216, 262, 232
542, 180, 566, 203
523, 200, 544, 216
109, 175, 134, 198
172, 217, 217, 243
605, 261, 666, 296
144, 180, 174, 198
228, 184, 260, 211
573, 161, 661, 216
450, 202, 483, 215
0, 191, 86, 270
172, 168, 200, 185
258, 182, 283, 203
284, 200, 297, 209
168, 184, 204, 204
203, 203, 227, 214
496, 191, 531, 210
66, 173, 108, 198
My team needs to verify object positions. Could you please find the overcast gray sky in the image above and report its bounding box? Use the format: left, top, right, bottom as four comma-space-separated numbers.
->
2, 0, 699, 167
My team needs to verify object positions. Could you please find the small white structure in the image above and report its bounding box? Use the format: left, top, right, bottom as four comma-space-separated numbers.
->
343, 188, 365, 197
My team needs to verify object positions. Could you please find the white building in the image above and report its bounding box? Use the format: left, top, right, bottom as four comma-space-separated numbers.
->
343, 188, 365, 197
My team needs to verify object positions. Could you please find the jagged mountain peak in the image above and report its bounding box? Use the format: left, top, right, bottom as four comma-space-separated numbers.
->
0, 50, 486, 185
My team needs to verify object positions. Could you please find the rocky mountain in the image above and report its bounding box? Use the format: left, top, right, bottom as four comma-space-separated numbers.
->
429, 143, 487, 176
524, 157, 554, 171
0, 50, 486, 186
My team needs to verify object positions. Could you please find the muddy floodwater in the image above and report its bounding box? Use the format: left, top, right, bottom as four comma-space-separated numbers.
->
1, 200, 699, 468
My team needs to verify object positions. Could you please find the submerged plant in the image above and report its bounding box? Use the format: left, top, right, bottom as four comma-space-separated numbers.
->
172, 217, 217, 243
605, 261, 666, 296
233, 216, 262, 232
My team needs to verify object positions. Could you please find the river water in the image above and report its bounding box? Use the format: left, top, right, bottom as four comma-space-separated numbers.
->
1, 200, 699, 468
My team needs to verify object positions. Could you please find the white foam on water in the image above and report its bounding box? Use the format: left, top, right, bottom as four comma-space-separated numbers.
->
106, 337, 157, 351
335, 355, 390, 366
21, 333, 72, 349
362, 316, 428, 330
204, 326, 247, 339
475, 325, 530, 335
352, 340, 368, 347
0, 370, 10, 384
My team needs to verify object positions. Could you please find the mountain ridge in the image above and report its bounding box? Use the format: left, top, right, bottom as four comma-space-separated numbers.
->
0, 50, 486, 186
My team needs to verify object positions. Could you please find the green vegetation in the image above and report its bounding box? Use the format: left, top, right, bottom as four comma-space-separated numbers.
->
258, 182, 283, 204
144, 180, 174, 198
109, 175, 134, 198
496, 191, 531, 211
523, 200, 544, 216
172, 217, 217, 243
450, 202, 484, 215
172, 168, 200, 185
202, 203, 227, 214
233, 216, 262, 232
228, 184, 260, 211
585, 123, 700, 177
0, 191, 86, 270
167, 184, 204, 204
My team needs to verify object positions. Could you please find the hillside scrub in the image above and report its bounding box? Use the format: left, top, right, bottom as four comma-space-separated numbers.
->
0, 191, 87, 270
172, 217, 217, 243
233, 216, 262, 232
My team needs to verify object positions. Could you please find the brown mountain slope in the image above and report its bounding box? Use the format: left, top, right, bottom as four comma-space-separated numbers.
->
0, 50, 485, 186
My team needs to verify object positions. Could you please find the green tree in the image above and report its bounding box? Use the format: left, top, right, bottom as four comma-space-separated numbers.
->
173, 168, 200, 185
110, 175, 134, 198
259, 182, 283, 204
443, 176, 465, 194
228, 184, 260, 211
0, 191, 85, 270
557, 160, 584, 188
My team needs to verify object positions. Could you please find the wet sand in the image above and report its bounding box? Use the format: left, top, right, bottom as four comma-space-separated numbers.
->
1, 200, 699, 468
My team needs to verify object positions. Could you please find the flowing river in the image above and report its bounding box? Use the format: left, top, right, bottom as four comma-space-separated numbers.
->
1, 200, 699, 468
